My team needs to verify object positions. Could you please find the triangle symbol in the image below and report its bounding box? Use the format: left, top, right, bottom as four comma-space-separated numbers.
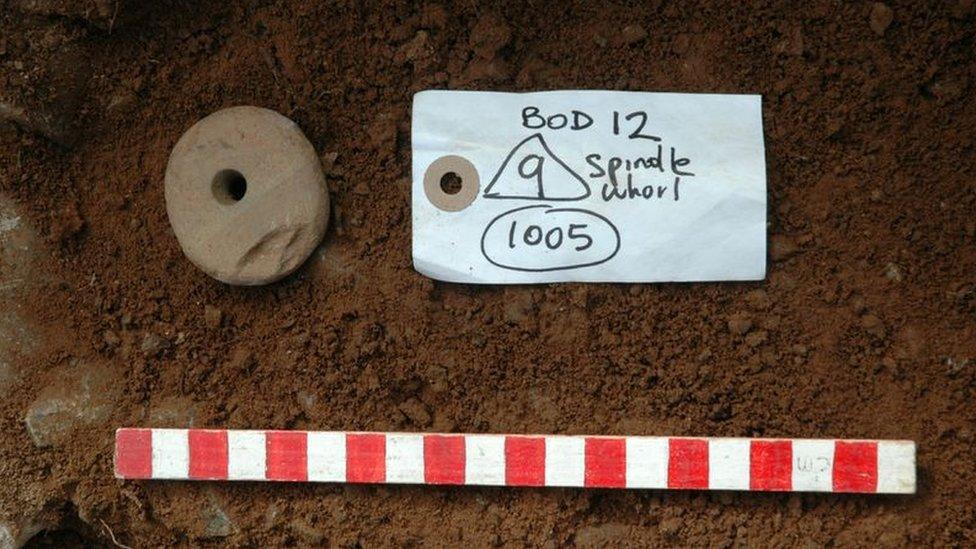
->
483, 134, 590, 201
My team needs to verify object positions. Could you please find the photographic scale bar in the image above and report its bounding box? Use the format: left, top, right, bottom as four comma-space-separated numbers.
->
114, 429, 915, 494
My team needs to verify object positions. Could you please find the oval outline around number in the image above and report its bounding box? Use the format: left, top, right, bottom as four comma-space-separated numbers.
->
480, 204, 621, 272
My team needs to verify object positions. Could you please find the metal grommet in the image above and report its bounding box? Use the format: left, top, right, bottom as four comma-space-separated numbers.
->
423, 155, 479, 212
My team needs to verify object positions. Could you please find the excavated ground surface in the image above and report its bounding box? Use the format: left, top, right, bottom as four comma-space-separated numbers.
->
1, 0, 974, 546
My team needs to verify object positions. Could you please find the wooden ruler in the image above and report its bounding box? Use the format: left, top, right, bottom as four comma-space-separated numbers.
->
115, 428, 915, 493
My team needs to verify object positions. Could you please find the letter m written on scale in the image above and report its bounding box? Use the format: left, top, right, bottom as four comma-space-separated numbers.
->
483, 134, 591, 201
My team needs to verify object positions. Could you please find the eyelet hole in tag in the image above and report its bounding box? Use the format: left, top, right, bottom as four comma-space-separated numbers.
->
423, 155, 479, 212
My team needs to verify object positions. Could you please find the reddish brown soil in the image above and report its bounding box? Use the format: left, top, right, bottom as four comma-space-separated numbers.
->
2, 0, 975, 546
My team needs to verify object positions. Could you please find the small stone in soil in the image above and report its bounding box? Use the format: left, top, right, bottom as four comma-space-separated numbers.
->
0, 38, 92, 147
102, 330, 120, 347
621, 25, 647, 45
727, 313, 753, 336
860, 314, 886, 339
883, 262, 903, 282
149, 396, 198, 427
289, 520, 326, 544
659, 516, 682, 537
1, 195, 43, 282
140, 332, 167, 356
745, 289, 771, 310
462, 57, 510, 83
576, 522, 633, 545
319, 151, 339, 176
1, 514, 55, 549
24, 361, 119, 447
469, 13, 512, 59
870, 3, 894, 36
398, 30, 433, 65
14, 0, 117, 26
769, 235, 799, 262
503, 290, 536, 324
745, 330, 768, 347
201, 503, 234, 538
106, 88, 139, 117
204, 305, 223, 328
1, 195, 45, 394
398, 397, 431, 427
0, 311, 37, 394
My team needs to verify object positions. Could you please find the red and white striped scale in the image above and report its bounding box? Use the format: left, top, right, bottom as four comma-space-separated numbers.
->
114, 429, 915, 494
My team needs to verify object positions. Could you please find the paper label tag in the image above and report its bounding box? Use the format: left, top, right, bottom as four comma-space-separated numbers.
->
412, 90, 767, 284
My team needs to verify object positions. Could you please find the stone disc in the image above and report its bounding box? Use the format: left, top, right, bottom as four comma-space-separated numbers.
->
164, 106, 329, 285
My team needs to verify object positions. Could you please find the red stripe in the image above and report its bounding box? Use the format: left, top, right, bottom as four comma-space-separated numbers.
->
115, 429, 152, 478
833, 441, 878, 492
668, 438, 708, 489
584, 437, 626, 488
346, 433, 386, 483
424, 435, 465, 485
188, 430, 228, 480
504, 436, 545, 486
266, 431, 307, 481
750, 440, 792, 491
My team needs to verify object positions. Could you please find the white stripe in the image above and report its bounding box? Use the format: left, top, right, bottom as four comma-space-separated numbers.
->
465, 435, 505, 486
386, 434, 424, 484
877, 441, 915, 494
152, 429, 188, 479
708, 439, 750, 490
307, 432, 345, 482
545, 436, 584, 487
227, 431, 266, 480
791, 439, 833, 492
625, 437, 668, 488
